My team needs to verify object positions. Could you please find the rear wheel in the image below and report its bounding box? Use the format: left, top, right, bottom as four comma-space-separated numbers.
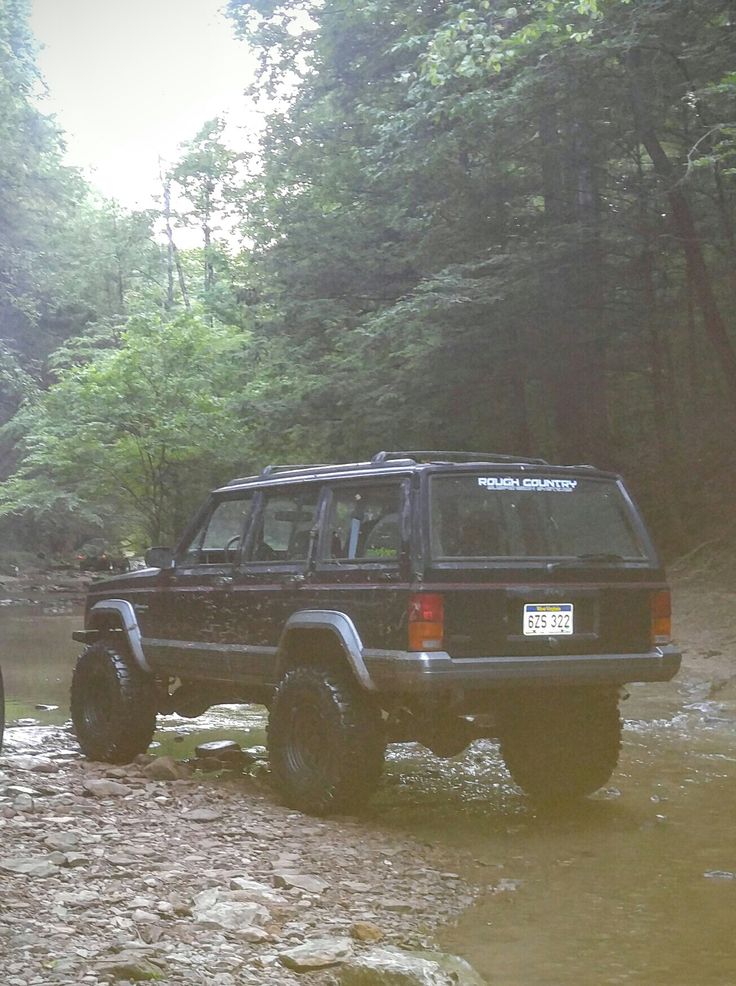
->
268, 666, 385, 815
71, 640, 156, 763
499, 687, 622, 802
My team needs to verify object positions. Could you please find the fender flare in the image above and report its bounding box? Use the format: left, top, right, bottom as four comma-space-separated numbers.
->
277, 610, 376, 691
87, 599, 152, 674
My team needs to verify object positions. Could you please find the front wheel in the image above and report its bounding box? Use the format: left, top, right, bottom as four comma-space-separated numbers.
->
499, 687, 622, 802
268, 666, 385, 815
71, 640, 157, 763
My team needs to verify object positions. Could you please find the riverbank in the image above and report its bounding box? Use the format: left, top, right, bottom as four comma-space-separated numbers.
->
1, 565, 734, 985
0, 734, 484, 985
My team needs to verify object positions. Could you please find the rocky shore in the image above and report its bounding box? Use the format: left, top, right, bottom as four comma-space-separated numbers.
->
2, 560, 735, 985
0, 729, 484, 985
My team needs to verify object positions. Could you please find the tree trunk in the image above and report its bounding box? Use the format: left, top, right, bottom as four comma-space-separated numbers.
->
627, 49, 736, 405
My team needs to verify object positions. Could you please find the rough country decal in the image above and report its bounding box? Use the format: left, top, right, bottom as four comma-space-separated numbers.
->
478, 476, 578, 492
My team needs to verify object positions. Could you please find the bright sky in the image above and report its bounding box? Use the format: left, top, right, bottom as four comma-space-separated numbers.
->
29, 0, 258, 209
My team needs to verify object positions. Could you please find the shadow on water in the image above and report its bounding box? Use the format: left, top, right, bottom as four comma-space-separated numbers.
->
2, 606, 734, 985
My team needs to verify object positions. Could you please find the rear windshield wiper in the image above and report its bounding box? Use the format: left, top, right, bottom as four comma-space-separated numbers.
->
547, 553, 626, 570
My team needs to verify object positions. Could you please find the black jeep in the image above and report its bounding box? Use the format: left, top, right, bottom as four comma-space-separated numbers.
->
71, 451, 680, 813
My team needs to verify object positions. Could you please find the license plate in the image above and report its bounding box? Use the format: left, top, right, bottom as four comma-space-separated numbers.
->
523, 603, 574, 635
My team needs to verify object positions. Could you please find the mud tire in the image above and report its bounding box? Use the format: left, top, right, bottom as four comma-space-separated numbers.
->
499, 687, 622, 801
71, 640, 156, 763
268, 666, 385, 815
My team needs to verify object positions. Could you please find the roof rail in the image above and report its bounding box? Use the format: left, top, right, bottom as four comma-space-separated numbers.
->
371, 450, 549, 466
260, 463, 333, 477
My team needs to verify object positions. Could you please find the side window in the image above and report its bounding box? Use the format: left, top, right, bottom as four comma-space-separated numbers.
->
249, 487, 320, 563
323, 483, 402, 562
181, 495, 253, 565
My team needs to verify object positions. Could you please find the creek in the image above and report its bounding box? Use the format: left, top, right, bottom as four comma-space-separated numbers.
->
1, 605, 734, 985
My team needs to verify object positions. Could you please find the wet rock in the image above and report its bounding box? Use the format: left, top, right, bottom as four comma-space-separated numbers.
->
195, 739, 247, 761
351, 921, 385, 943
279, 937, 353, 970
413, 951, 486, 985
82, 778, 132, 798
339, 947, 485, 985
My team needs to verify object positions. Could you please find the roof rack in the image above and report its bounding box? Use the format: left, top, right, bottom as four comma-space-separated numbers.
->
224, 450, 551, 487
371, 450, 549, 466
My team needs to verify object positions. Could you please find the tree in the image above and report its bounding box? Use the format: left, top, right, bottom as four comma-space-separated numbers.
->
169, 118, 240, 297
0, 311, 252, 547
224, 0, 736, 548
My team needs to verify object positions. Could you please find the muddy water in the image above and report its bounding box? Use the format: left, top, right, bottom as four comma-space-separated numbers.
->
2, 607, 734, 985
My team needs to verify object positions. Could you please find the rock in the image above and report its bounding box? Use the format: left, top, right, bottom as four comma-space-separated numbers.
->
350, 921, 385, 943
0, 856, 60, 877
339, 947, 485, 985
279, 937, 353, 971
142, 756, 185, 781
82, 778, 132, 798
96, 952, 166, 982
64, 852, 88, 868
43, 832, 80, 852
228, 877, 289, 905
195, 740, 247, 761
382, 900, 419, 914
412, 951, 486, 986
193, 888, 270, 932
133, 908, 161, 923
272, 871, 330, 894
182, 807, 223, 822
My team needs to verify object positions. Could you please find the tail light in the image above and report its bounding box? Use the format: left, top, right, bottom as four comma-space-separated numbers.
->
408, 593, 444, 651
651, 589, 672, 645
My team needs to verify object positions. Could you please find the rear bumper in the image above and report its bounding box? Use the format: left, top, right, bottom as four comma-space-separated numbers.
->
362, 645, 681, 692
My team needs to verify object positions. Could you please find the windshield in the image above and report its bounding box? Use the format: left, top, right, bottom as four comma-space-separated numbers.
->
429, 474, 649, 561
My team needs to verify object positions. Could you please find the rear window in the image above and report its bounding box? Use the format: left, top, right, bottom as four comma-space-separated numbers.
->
430, 474, 649, 561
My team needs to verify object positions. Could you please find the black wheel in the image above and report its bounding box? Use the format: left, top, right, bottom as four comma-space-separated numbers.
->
499, 687, 622, 802
268, 666, 385, 815
71, 640, 157, 763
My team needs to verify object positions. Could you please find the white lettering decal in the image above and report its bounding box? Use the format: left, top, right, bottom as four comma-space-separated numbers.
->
477, 477, 578, 492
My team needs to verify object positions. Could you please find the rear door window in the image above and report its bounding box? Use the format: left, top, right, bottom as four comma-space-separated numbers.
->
321, 483, 403, 563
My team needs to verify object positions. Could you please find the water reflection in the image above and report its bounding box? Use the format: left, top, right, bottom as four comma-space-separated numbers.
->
1, 607, 734, 985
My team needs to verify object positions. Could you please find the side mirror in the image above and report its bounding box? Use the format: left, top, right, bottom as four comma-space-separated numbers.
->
145, 546, 175, 570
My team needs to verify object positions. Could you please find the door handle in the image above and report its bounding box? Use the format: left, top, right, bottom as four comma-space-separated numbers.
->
283, 573, 306, 588
214, 575, 234, 587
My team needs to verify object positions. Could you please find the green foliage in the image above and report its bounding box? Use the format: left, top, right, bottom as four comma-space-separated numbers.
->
1, 312, 252, 547
224, 0, 736, 550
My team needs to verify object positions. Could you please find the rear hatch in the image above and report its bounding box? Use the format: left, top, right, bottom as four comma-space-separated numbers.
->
422, 468, 663, 658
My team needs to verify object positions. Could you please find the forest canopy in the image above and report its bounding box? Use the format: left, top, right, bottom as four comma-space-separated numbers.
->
1, 0, 735, 555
